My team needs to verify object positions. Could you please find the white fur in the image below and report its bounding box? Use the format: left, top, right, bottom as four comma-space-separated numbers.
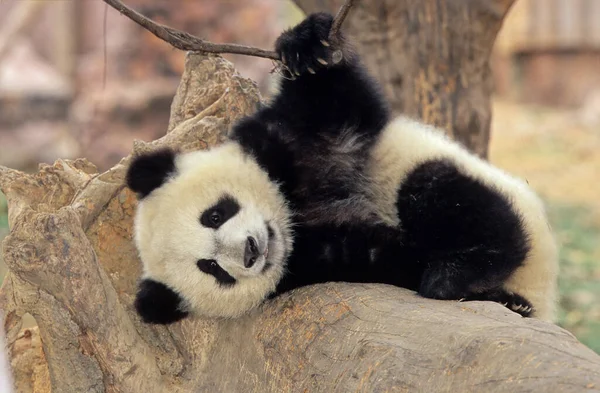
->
366, 116, 559, 321
134, 143, 293, 318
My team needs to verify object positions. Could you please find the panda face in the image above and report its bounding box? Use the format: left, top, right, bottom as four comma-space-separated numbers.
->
131, 143, 292, 319
194, 193, 280, 283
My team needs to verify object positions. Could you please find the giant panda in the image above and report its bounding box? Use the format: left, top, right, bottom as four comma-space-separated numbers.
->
126, 12, 558, 323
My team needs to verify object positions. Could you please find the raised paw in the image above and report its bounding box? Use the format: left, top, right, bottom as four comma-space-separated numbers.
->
275, 13, 339, 77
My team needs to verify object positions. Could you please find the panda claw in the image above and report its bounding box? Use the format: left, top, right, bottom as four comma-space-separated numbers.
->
320, 39, 330, 47
294, 70, 300, 76
307, 67, 316, 74
297, 52, 300, 61
317, 58, 328, 65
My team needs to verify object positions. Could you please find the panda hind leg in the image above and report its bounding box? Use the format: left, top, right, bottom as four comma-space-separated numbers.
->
397, 159, 531, 314
464, 289, 534, 317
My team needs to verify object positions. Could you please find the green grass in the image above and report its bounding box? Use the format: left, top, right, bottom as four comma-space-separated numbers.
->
550, 203, 600, 353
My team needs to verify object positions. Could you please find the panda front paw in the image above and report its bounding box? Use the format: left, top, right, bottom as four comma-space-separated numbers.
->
275, 13, 339, 77
418, 264, 470, 300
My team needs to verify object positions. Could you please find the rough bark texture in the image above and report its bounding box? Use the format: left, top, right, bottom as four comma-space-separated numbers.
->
293, 0, 515, 157
1, 52, 600, 393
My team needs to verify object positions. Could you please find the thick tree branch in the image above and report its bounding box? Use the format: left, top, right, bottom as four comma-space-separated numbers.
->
102, 0, 355, 60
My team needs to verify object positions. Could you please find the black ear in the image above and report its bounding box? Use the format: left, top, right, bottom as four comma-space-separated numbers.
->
126, 148, 177, 198
134, 279, 189, 324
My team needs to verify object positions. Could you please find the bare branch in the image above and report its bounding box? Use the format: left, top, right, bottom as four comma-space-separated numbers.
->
102, 0, 278, 59
102, 0, 355, 60
329, 0, 355, 38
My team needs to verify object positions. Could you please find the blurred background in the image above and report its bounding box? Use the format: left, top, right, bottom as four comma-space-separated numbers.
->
0, 0, 598, 352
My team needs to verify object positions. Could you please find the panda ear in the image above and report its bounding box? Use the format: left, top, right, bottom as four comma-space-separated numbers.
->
134, 279, 189, 324
126, 148, 177, 198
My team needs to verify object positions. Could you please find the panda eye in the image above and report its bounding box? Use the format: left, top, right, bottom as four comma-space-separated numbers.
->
210, 211, 222, 225
200, 195, 240, 228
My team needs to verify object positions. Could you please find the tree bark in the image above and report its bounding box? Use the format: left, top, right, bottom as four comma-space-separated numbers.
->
293, 0, 515, 157
1, 51, 600, 393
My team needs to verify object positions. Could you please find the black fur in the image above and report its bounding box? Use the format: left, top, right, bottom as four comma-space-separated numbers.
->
230, 12, 389, 224
396, 159, 530, 300
135, 279, 188, 324
200, 195, 240, 229
274, 223, 406, 295
197, 259, 236, 287
126, 149, 176, 198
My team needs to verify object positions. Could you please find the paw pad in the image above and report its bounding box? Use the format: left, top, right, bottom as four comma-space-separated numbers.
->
274, 13, 337, 77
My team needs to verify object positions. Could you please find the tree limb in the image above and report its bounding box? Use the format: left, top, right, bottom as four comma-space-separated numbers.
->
329, 0, 355, 38
102, 0, 355, 60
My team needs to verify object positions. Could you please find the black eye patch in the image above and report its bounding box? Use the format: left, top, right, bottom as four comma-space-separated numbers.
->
200, 195, 240, 229
197, 259, 236, 287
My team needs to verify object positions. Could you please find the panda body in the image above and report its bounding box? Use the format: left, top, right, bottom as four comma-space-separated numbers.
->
127, 12, 558, 323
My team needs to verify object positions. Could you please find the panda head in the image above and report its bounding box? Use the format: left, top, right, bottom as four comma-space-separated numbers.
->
126, 143, 293, 323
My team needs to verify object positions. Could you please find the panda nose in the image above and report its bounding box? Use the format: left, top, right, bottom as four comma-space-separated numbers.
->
244, 236, 260, 268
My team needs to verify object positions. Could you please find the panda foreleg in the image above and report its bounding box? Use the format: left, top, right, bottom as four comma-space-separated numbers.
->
272, 13, 390, 139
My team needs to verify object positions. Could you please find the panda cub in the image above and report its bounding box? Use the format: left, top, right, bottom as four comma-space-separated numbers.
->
127, 13, 558, 323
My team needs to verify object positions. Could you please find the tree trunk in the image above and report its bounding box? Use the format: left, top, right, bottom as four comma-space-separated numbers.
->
1, 51, 600, 393
293, 0, 515, 157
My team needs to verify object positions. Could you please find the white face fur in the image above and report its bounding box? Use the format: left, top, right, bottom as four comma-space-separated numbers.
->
134, 143, 293, 318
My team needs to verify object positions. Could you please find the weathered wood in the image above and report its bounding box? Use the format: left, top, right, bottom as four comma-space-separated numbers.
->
1, 52, 600, 393
293, 0, 515, 157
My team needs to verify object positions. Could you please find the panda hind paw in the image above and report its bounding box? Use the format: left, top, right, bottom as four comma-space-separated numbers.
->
468, 289, 535, 318
275, 13, 338, 77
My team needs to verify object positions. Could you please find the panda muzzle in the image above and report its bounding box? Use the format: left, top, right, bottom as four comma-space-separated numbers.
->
244, 236, 261, 268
